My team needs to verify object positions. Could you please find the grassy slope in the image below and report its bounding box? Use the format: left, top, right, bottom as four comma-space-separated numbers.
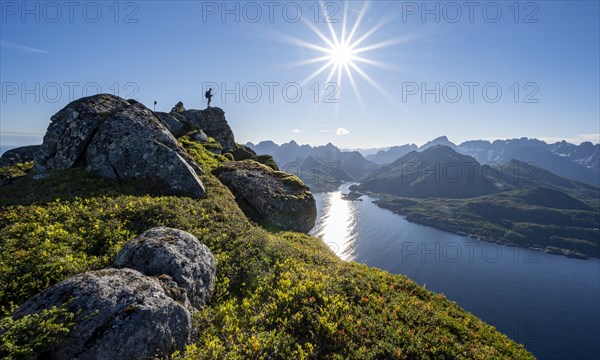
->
374, 189, 600, 258
0, 144, 533, 359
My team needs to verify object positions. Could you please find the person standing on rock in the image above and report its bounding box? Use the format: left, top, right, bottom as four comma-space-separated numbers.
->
205, 88, 213, 108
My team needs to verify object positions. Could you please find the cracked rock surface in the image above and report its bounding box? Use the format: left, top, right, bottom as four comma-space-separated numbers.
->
114, 227, 216, 309
34, 94, 205, 198
12, 227, 217, 360
12, 268, 192, 360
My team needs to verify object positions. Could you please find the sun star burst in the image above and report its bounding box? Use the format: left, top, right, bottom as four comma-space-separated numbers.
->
279, 0, 405, 106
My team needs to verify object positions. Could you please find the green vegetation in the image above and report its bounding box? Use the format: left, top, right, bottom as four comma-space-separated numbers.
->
0, 161, 33, 180
374, 188, 600, 258
0, 305, 77, 359
0, 142, 534, 358
250, 154, 279, 171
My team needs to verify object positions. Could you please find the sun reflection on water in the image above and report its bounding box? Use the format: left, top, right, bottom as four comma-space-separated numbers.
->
311, 189, 357, 261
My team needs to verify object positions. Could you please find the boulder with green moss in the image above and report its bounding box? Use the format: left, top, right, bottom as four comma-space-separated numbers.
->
180, 107, 235, 151
214, 160, 316, 232
230, 144, 256, 161
250, 154, 279, 171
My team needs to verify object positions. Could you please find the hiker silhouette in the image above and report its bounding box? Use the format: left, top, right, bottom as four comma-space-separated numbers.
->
205, 88, 213, 107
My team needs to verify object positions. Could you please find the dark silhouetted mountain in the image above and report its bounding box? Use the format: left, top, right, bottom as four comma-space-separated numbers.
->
457, 137, 548, 164
360, 145, 498, 198
246, 140, 279, 156
419, 136, 457, 151
497, 159, 598, 196
509, 187, 592, 211
549, 141, 599, 171
366, 144, 418, 164
247, 140, 312, 165
508, 146, 599, 186
457, 138, 599, 186
246, 140, 379, 191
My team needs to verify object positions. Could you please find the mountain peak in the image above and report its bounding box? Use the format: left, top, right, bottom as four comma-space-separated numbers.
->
419, 136, 457, 151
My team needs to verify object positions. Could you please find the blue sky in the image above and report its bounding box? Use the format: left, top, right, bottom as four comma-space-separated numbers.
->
1, 0, 599, 148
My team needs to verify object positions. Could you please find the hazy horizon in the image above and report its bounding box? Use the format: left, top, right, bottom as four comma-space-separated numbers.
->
2, 132, 599, 155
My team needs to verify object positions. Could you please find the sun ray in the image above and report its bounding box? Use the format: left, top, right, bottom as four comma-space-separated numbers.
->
301, 16, 337, 49
341, 1, 348, 44
351, 56, 393, 69
288, 54, 337, 68
324, 63, 339, 85
346, 1, 369, 44
300, 59, 337, 87
348, 61, 397, 103
320, 0, 341, 46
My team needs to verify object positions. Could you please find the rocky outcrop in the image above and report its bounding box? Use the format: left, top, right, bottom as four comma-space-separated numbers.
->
114, 227, 216, 309
171, 101, 185, 113
189, 130, 210, 143
215, 161, 316, 232
13, 268, 192, 360
35, 94, 205, 198
0, 145, 39, 167
12, 227, 216, 359
155, 103, 235, 151
155, 112, 188, 138
180, 107, 235, 151
230, 144, 257, 161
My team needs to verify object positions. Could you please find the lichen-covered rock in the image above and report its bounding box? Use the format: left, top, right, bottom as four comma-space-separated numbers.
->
215, 161, 317, 232
85, 103, 205, 198
12, 268, 192, 360
114, 227, 216, 309
0, 145, 39, 167
155, 111, 188, 137
171, 101, 186, 113
180, 107, 235, 151
230, 144, 257, 161
190, 129, 210, 143
35, 95, 131, 172
34, 94, 205, 198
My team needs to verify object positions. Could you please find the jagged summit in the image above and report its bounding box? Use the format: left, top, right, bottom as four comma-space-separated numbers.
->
419, 136, 457, 151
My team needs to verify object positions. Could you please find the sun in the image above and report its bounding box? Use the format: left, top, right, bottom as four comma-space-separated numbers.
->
276, 1, 402, 103
269, 1, 436, 104
329, 42, 356, 67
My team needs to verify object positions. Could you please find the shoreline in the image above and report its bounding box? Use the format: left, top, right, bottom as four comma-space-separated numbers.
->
348, 187, 595, 261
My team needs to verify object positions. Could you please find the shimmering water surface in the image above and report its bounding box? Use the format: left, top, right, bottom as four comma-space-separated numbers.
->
310, 183, 600, 360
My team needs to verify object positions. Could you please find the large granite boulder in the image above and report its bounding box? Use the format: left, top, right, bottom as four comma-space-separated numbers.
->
180, 107, 235, 151
215, 161, 317, 232
34, 94, 205, 198
12, 268, 192, 360
0, 145, 39, 167
155, 112, 188, 138
114, 227, 216, 309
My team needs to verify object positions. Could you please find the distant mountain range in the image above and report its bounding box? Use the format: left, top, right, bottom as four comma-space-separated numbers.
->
355, 145, 599, 258
249, 136, 599, 187
360, 145, 498, 198
246, 140, 379, 191
369, 136, 599, 186
359, 145, 598, 198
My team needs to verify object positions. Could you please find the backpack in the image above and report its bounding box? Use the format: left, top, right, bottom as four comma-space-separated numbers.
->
205, 90, 211, 98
